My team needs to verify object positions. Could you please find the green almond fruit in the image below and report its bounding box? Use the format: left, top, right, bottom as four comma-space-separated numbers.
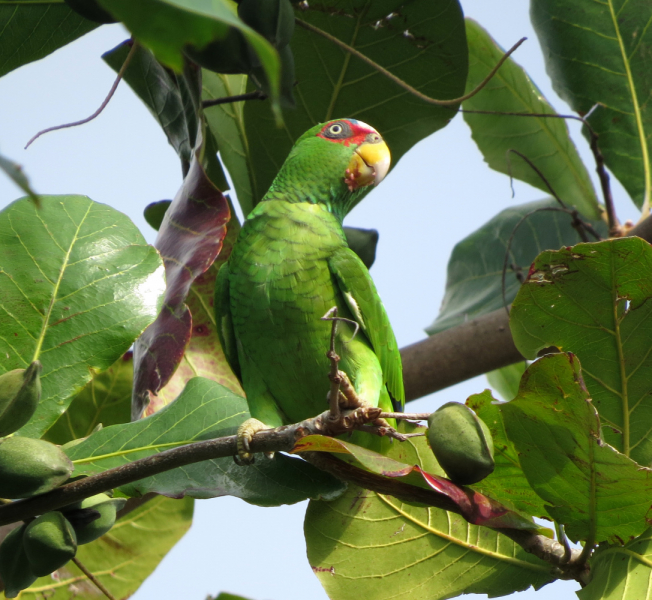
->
23, 512, 77, 577
64, 493, 127, 545
238, 0, 295, 49
0, 437, 73, 499
0, 362, 42, 437
0, 524, 37, 598
427, 402, 495, 485
63, 0, 117, 24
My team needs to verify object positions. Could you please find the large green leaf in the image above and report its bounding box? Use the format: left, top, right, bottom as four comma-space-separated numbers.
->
0, 1, 97, 78
67, 377, 346, 505
578, 528, 652, 600
97, 0, 280, 107
463, 19, 600, 218
502, 353, 652, 544
44, 353, 133, 445
531, 0, 652, 210
20, 496, 193, 600
103, 40, 197, 165
466, 390, 547, 517
428, 198, 607, 335
238, 0, 468, 212
202, 72, 254, 212
306, 485, 554, 600
0, 196, 165, 438
510, 237, 652, 465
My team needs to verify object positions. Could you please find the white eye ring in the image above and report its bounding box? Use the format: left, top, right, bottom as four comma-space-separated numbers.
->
329, 124, 343, 135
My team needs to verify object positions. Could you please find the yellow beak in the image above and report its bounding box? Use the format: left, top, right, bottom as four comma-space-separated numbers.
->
345, 140, 391, 190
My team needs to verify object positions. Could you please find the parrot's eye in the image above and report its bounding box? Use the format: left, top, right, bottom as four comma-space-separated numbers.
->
322, 121, 351, 139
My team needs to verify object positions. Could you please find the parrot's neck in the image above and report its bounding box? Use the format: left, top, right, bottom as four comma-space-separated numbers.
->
261, 176, 364, 223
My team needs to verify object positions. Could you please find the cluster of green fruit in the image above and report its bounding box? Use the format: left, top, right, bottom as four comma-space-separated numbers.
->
0, 494, 126, 597
427, 402, 495, 485
0, 365, 125, 597
185, 0, 297, 107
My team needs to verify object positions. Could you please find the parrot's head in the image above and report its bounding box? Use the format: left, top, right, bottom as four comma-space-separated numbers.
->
265, 118, 391, 220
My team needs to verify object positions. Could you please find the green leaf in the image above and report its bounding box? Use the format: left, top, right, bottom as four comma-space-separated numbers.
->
463, 19, 600, 218
428, 198, 607, 335
103, 41, 196, 164
239, 0, 468, 211
20, 496, 193, 599
0, 196, 165, 438
502, 353, 652, 544
531, 0, 652, 210
486, 362, 527, 401
0, 152, 39, 206
305, 485, 555, 600
578, 529, 652, 600
97, 0, 280, 108
67, 377, 346, 505
343, 226, 378, 269
44, 353, 133, 445
510, 237, 652, 464
466, 390, 548, 517
210, 594, 254, 600
0, 1, 97, 78
202, 72, 255, 213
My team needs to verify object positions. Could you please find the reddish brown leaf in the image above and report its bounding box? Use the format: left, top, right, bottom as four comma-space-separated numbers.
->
132, 151, 230, 419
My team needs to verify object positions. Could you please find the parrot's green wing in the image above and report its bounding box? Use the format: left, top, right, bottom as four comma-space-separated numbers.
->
328, 248, 404, 409
214, 261, 241, 380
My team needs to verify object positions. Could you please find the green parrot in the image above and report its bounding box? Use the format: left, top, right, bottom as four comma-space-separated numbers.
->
215, 118, 404, 460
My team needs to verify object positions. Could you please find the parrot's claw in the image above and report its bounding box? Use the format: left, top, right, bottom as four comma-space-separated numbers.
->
235, 418, 272, 465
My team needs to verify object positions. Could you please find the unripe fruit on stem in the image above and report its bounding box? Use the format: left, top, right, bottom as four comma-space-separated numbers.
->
0, 361, 41, 437
427, 402, 495, 485
0, 437, 73, 499
63, 0, 117, 23
238, 0, 295, 49
0, 525, 37, 598
23, 512, 77, 577
63, 493, 127, 545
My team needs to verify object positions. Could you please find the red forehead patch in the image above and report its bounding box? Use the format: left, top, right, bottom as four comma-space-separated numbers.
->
317, 119, 379, 146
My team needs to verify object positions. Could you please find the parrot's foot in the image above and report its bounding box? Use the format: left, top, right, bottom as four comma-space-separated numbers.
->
235, 418, 272, 465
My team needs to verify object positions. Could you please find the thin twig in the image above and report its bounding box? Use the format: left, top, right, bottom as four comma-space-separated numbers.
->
555, 522, 572, 565
379, 412, 431, 421
72, 557, 116, 600
296, 19, 525, 107
202, 89, 268, 108
460, 106, 618, 233
322, 307, 342, 420
25, 41, 139, 149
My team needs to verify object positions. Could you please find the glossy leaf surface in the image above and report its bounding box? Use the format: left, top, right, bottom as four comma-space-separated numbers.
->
531, 0, 652, 210
20, 496, 193, 600
463, 19, 599, 218
0, 196, 165, 438
67, 377, 345, 505
502, 353, 652, 544
428, 198, 606, 335
510, 237, 652, 464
